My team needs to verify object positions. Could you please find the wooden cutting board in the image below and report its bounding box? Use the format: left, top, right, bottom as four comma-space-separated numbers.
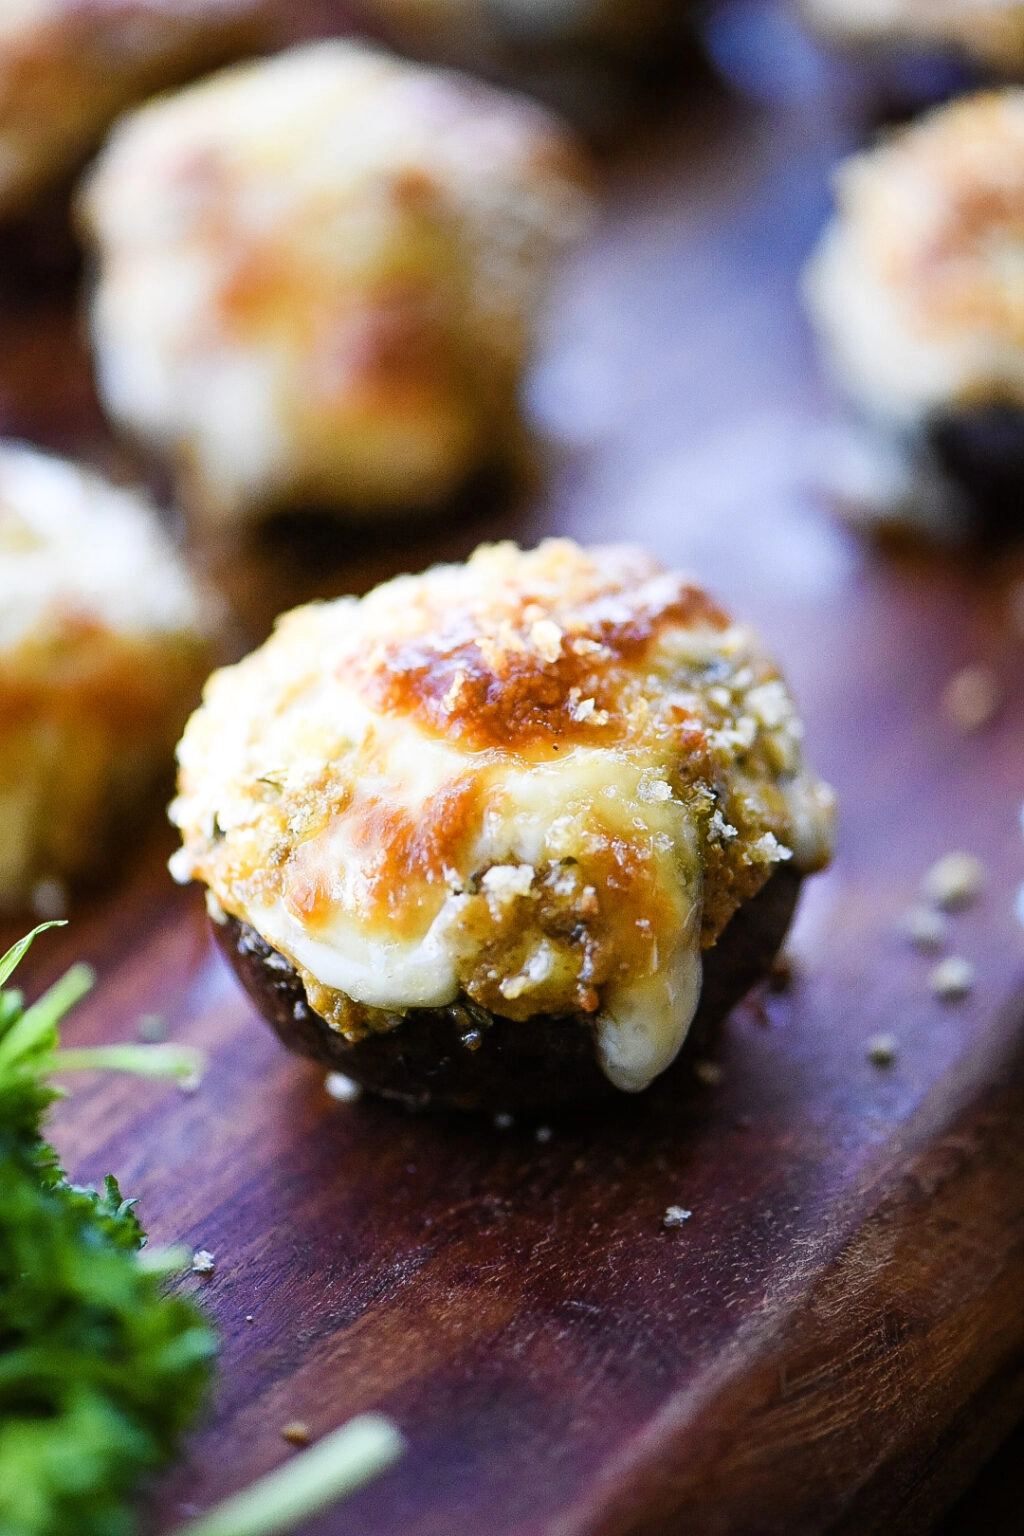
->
2, 21, 1024, 1535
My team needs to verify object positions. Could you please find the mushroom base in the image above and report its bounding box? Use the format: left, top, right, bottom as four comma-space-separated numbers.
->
928, 403, 1024, 540
213, 865, 802, 1113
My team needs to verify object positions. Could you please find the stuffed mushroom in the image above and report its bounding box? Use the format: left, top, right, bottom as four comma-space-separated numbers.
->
0, 441, 216, 912
0, 0, 277, 222
803, 90, 1024, 536
78, 40, 594, 536
170, 539, 835, 1111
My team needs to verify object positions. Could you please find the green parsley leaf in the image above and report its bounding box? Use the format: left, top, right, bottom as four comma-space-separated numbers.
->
0, 927, 217, 1536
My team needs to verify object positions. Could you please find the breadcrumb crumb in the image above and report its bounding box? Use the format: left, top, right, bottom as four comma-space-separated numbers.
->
662, 1205, 692, 1228
281, 1421, 311, 1447
921, 852, 985, 912
866, 1033, 898, 1067
929, 956, 975, 1001
693, 1060, 724, 1086
902, 905, 949, 952
942, 666, 1002, 732
191, 1249, 216, 1276
325, 1072, 362, 1103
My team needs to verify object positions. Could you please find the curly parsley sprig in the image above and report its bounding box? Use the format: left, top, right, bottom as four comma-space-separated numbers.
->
0, 923, 215, 1536
0, 925, 404, 1536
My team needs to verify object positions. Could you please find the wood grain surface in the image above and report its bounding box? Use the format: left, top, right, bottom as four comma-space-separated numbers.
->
2, 12, 1024, 1534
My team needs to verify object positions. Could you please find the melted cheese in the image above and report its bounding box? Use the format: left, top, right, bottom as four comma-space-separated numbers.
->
171, 540, 834, 1091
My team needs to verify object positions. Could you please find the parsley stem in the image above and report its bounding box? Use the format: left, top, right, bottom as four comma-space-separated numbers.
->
53, 1042, 204, 1083
170, 1415, 405, 1536
0, 962, 94, 1068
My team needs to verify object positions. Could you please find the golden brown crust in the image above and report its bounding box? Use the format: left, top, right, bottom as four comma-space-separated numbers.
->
356, 560, 730, 753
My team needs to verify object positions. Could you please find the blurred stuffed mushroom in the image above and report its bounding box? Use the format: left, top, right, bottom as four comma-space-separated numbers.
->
0, 0, 277, 222
77, 40, 594, 538
804, 90, 1024, 536
170, 539, 835, 1112
0, 441, 216, 912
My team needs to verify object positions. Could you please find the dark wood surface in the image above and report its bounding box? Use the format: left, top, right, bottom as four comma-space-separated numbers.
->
2, 17, 1024, 1535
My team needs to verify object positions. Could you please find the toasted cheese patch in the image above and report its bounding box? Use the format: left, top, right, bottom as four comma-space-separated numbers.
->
171, 540, 834, 1091
804, 90, 1024, 425
79, 39, 594, 527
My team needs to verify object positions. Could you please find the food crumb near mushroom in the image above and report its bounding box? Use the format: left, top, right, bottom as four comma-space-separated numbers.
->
866, 1032, 898, 1067
325, 1072, 363, 1103
942, 666, 1002, 733
662, 1206, 693, 1228
178, 1065, 204, 1095
30, 878, 68, 921
693, 1060, 724, 1086
191, 1249, 216, 1276
929, 956, 976, 1001
902, 905, 949, 952
137, 1013, 168, 1042
535, 1125, 553, 1144
494, 1112, 515, 1130
921, 852, 986, 912
281, 1421, 311, 1447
